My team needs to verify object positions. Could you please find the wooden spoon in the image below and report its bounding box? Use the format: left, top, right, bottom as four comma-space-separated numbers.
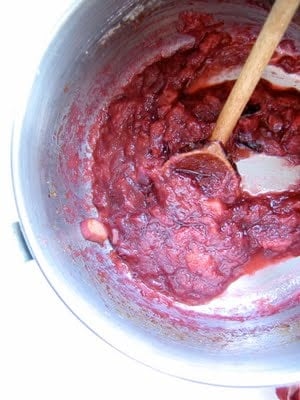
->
166, 0, 300, 196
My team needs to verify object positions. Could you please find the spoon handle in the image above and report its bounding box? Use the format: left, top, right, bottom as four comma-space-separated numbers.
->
211, 0, 300, 145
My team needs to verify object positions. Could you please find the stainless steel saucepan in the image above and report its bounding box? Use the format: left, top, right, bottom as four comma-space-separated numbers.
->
12, 0, 300, 387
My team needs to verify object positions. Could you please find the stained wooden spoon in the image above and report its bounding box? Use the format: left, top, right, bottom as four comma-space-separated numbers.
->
166, 0, 300, 196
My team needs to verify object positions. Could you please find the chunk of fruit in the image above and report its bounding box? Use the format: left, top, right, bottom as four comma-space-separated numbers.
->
80, 219, 108, 244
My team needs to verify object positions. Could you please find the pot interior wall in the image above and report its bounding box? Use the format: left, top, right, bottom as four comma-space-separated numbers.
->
13, 0, 300, 386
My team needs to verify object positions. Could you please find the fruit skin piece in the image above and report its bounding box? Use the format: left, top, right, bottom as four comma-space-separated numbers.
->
276, 385, 300, 400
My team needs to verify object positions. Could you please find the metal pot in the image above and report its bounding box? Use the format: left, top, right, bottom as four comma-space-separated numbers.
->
12, 0, 300, 387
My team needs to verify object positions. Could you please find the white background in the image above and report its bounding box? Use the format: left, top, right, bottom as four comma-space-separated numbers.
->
0, 1, 279, 399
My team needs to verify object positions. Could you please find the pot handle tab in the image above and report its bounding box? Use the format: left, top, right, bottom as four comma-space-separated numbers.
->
11, 222, 33, 263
